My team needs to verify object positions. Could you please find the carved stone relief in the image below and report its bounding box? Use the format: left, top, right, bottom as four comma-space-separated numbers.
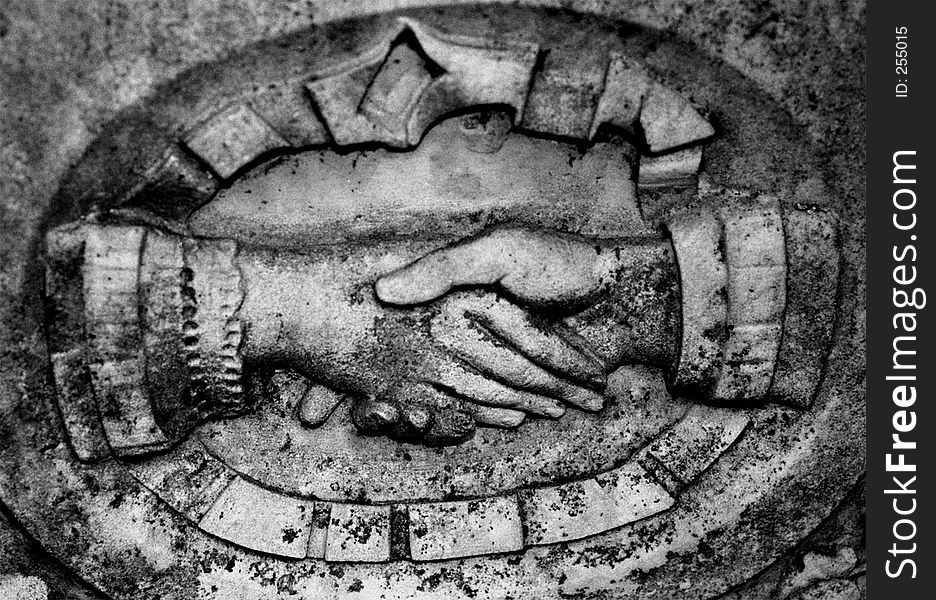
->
0, 2, 865, 599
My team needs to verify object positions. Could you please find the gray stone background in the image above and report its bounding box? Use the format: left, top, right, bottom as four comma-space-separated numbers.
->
1, 1, 865, 598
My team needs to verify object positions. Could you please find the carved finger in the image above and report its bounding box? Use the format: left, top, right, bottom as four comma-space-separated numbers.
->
435, 314, 604, 412
433, 361, 567, 418
398, 381, 525, 430
297, 382, 347, 428
464, 297, 607, 389
351, 397, 402, 434
381, 383, 475, 445
375, 227, 606, 308
465, 404, 526, 428
422, 408, 476, 447
375, 232, 517, 305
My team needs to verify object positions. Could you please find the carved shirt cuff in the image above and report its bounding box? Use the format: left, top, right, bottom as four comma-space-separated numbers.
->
45, 223, 247, 461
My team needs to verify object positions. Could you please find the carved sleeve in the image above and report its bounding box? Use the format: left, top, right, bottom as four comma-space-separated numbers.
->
664, 199, 839, 408
44, 223, 249, 462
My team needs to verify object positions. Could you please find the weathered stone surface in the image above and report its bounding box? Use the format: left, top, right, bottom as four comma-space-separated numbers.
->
640, 82, 714, 153
88, 359, 170, 455
249, 85, 330, 148
122, 146, 219, 220
590, 54, 650, 138
297, 383, 346, 428
359, 42, 436, 139
667, 209, 728, 396
128, 440, 237, 522
401, 18, 538, 144
714, 199, 786, 402
771, 206, 840, 408
521, 48, 608, 138
305, 25, 404, 146
460, 111, 512, 154
183, 104, 289, 179
305, 503, 332, 559
81, 226, 170, 454
180, 237, 245, 411
82, 226, 145, 361
198, 477, 314, 559
407, 496, 523, 560
0, 3, 864, 600
50, 349, 109, 463
647, 404, 750, 485
190, 115, 646, 248
0, 575, 49, 600
324, 504, 391, 563
523, 463, 675, 546
638, 146, 702, 189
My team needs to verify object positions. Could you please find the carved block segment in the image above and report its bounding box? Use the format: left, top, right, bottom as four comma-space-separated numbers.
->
307, 19, 537, 148
640, 82, 714, 153
647, 405, 750, 485
638, 146, 702, 189
198, 477, 314, 559
589, 54, 650, 138
249, 85, 330, 148
45, 224, 110, 462
51, 349, 109, 462
521, 49, 607, 138
183, 104, 289, 180
305, 26, 405, 147
522, 463, 674, 546
83, 226, 170, 455
88, 359, 170, 455
360, 42, 437, 139
124, 146, 219, 220
306, 502, 332, 559
402, 18, 538, 145
128, 440, 236, 522
407, 496, 523, 561
324, 504, 391, 563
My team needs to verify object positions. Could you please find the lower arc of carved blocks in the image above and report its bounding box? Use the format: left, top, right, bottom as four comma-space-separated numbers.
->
647, 405, 750, 485
324, 504, 391, 563
407, 496, 523, 561
182, 103, 289, 180
127, 439, 237, 522
522, 463, 675, 546
197, 477, 314, 559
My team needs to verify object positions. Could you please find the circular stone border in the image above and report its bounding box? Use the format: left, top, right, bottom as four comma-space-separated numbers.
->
127, 402, 749, 562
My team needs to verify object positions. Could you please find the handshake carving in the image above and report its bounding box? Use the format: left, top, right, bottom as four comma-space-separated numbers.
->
45, 199, 836, 459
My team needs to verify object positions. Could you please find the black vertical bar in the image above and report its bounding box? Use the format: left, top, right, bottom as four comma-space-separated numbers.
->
867, 1, 934, 598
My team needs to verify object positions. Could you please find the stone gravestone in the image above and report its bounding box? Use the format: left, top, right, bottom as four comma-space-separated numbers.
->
0, 2, 865, 599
